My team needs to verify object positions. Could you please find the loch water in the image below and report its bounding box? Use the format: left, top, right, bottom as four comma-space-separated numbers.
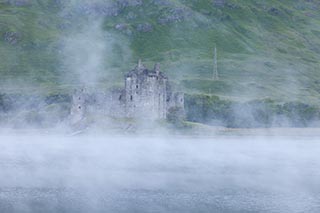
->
0, 135, 319, 213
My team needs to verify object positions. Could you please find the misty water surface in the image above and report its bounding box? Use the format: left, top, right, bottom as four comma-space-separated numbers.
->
0, 134, 319, 213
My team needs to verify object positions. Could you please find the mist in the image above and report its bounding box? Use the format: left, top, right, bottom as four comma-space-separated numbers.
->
61, 22, 107, 86
0, 134, 319, 213
58, 0, 132, 87
1, 1, 320, 212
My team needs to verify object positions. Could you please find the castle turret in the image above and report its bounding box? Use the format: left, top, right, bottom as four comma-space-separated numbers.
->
125, 61, 167, 120
138, 59, 142, 69
154, 63, 160, 75
70, 88, 87, 125
136, 59, 146, 72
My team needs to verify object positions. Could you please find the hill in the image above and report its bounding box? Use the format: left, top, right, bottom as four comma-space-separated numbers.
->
1, 0, 320, 104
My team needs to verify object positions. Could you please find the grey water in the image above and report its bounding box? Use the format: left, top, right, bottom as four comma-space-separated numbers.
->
0, 134, 319, 213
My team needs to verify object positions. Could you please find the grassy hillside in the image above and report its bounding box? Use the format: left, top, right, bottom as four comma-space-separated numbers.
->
1, 0, 320, 104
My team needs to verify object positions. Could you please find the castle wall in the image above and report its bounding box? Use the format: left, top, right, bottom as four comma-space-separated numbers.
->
173, 92, 185, 109
167, 92, 184, 109
125, 73, 167, 120
70, 62, 184, 123
70, 88, 87, 125
105, 89, 125, 118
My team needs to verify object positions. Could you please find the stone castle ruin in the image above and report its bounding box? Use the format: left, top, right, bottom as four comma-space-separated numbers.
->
70, 88, 87, 125
70, 60, 184, 125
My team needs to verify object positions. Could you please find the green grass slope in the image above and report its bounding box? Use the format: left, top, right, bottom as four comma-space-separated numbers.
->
1, 0, 320, 104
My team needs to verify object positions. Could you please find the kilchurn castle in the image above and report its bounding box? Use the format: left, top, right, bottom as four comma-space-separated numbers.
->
70, 60, 184, 124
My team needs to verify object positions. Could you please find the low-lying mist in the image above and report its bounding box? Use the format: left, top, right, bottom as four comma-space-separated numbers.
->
1, 2, 320, 211
0, 134, 319, 213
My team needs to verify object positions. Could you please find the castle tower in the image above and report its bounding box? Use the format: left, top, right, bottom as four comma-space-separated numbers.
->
173, 92, 185, 109
125, 61, 167, 120
70, 88, 87, 125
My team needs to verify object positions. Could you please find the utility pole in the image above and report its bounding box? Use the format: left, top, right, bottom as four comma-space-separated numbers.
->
213, 46, 219, 80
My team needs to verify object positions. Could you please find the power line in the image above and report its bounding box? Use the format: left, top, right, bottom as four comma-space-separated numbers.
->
213, 46, 219, 80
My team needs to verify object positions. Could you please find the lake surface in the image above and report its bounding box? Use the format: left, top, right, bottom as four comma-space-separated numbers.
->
0, 134, 319, 213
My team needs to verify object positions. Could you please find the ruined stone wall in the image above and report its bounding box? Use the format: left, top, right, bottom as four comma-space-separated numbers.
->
125, 73, 167, 120
173, 92, 184, 109
70, 63, 184, 123
105, 89, 125, 118
70, 88, 87, 125
70, 88, 126, 125
167, 89, 184, 108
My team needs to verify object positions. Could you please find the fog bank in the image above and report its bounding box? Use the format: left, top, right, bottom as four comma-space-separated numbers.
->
0, 134, 319, 212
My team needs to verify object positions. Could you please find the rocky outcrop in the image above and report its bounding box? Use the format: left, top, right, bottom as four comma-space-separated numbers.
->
74, 3, 120, 17
117, 0, 143, 8
152, 0, 171, 6
126, 11, 137, 20
70, 0, 144, 18
158, 7, 192, 25
268, 7, 281, 16
212, 0, 239, 9
115, 23, 129, 31
213, 0, 226, 7
5, 0, 30, 7
3, 32, 21, 45
136, 23, 153, 32
115, 23, 132, 35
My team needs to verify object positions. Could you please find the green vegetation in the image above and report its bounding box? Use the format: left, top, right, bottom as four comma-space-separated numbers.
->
1, 0, 320, 127
185, 94, 320, 127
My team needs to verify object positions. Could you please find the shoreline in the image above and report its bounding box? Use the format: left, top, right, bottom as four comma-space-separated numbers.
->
1, 127, 320, 138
